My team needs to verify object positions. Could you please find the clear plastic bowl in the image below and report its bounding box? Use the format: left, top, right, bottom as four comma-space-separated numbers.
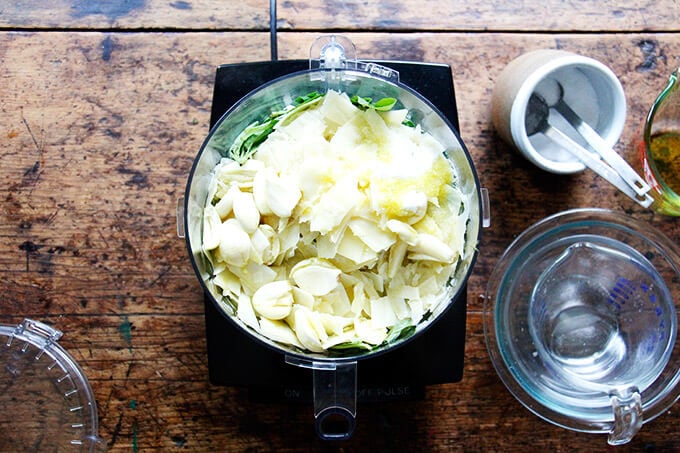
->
0, 319, 105, 451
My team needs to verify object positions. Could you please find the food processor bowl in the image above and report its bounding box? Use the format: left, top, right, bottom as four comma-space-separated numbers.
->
183, 35, 482, 439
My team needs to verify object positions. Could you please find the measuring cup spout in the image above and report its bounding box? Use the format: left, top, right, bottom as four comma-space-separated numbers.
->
608, 388, 643, 445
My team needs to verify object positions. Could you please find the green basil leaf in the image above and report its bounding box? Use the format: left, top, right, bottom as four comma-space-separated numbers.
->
373, 97, 397, 111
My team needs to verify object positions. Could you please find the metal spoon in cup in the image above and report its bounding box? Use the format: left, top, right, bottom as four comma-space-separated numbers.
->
550, 81, 651, 197
525, 92, 654, 208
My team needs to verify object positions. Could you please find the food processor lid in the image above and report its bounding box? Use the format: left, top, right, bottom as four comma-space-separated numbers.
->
0, 318, 105, 451
308, 35, 400, 85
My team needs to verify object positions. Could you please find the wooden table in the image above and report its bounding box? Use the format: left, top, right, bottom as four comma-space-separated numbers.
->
1, 1, 679, 451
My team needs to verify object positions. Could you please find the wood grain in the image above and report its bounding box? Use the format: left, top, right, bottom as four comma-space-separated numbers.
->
278, 0, 680, 32
0, 1, 269, 30
2, 1, 679, 32
1, 28, 680, 452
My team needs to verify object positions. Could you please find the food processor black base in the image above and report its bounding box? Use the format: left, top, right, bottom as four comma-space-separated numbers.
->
205, 59, 467, 403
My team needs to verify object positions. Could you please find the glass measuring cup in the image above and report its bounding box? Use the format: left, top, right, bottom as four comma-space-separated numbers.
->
639, 67, 680, 215
529, 237, 675, 443
484, 209, 680, 445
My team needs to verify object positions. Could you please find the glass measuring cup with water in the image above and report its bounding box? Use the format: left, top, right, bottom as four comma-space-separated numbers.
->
529, 237, 675, 444
484, 209, 680, 445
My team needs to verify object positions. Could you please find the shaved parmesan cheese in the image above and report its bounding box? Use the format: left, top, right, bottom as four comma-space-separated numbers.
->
202, 89, 475, 354
259, 318, 303, 349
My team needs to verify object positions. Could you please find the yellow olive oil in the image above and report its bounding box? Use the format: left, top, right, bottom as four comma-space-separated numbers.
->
648, 131, 680, 194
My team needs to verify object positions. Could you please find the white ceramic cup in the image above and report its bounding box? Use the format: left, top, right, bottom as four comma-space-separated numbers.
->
491, 49, 627, 174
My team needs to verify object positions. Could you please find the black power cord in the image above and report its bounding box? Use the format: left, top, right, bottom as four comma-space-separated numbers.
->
269, 0, 278, 61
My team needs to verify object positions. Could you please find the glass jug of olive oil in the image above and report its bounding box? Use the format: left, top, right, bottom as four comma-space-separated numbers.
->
639, 67, 680, 215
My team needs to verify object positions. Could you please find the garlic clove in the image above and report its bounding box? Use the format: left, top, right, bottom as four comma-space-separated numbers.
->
290, 258, 341, 296
289, 305, 327, 352
252, 169, 273, 215
250, 224, 280, 265
266, 175, 301, 218
251, 280, 295, 320
202, 204, 223, 251
232, 189, 260, 233
409, 233, 455, 263
385, 219, 418, 245
214, 184, 237, 220
216, 218, 251, 267
253, 168, 301, 219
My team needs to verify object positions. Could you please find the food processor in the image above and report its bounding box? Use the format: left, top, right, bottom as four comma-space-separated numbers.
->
180, 35, 484, 440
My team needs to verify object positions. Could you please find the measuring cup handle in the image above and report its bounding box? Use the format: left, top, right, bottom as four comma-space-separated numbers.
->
608, 388, 643, 445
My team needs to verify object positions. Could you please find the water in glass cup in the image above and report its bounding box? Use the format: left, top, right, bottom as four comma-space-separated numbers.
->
529, 237, 676, 405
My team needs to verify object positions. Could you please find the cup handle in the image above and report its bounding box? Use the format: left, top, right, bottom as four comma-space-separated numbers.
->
608, 388, 643, 445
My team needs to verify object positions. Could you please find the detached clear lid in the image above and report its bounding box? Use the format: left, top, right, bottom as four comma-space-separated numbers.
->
0, 319, 105, 451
